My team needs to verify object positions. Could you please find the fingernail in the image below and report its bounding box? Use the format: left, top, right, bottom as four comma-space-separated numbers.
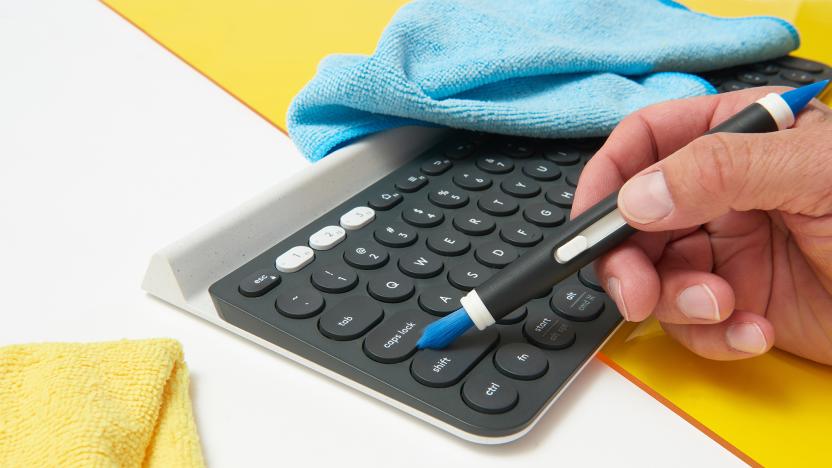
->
677, 284, 720, 321
619, 171, 674, 224
726, 322, 767, 355
607, 277, 630, 321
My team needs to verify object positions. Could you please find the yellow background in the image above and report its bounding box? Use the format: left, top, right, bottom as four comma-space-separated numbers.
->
101, 0, 832, 465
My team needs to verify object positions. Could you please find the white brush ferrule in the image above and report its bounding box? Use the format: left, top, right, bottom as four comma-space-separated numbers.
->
756, 93, 795, 130
460, 290, 495, 330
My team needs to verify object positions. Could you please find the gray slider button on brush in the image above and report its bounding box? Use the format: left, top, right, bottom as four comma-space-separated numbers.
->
410, 328, 498, 388
363, 310, 432, 363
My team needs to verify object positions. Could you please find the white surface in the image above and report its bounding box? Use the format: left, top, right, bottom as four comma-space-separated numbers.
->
0, 2, 743, 467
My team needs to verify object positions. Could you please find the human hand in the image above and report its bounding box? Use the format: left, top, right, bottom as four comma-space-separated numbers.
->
573, 86, 832, 365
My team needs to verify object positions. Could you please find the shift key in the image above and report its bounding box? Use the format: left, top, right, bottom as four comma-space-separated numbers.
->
364, 310, 432, 363
411, 328, 499, 388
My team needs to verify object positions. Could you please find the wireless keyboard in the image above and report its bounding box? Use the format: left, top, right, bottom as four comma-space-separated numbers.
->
208, 55, 832, 443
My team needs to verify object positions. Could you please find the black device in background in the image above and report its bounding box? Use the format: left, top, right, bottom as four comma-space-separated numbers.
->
208, 56, 832, 441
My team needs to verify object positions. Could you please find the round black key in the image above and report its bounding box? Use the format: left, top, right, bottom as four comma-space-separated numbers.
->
523, 203, 565, 227
448, 261, 494, 290
499, 221, 542, 247
343, 242, 389, 269
401, 203, 444, 227
522, 160, 561, 181
545, 182, 575, 208
499, 139, 535, 158
368, 190, 402, 211
452, 210, 496, 236
395, 174, 428, 193
453, 171, 492, 191
476, 155, 514, 174
720, 80, 752, 92
494, 343, 548, 380
418, 286, 464, 316
475, 241, 518, 268
579, 264, 603, 291
428, 187, 469, 209
496, 306, 526, 325
426, 229, 471, 256
565, 172, 580, 187
500, 176, 540, 198
544, 146, 581, 165
444, 140, 475, 159
524, 315, 576, 350
275, 287, 325, 319
367, 273, 415, 303
781, 69, 815, 84
311, 264, 358, 293
421, 157, 452, 175
551, 286, 605, 321
398, 249, 444, 278
374, 222, 417, 247
462, 372, 518, 414
737, 72, 768, 86
776, 56, 824, 73
752, 62, 780, 75
239, 269, 281, 297
477, 193, 518, 216
318, 296, 384, 341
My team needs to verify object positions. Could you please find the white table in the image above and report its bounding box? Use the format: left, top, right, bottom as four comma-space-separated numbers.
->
0, 2, 742, 466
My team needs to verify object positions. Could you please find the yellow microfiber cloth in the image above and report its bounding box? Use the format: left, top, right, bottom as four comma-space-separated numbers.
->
0, 339, 204, 467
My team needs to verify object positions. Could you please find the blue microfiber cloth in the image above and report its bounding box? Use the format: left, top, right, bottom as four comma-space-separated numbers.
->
287, 0, 798, 162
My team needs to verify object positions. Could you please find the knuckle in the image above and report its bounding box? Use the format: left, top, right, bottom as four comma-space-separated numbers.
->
685, 134, 748, 203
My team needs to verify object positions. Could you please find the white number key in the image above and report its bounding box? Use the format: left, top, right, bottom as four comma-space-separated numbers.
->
340, 206, 375, 230
276, 246, 315, 273
309, 225, 346, 250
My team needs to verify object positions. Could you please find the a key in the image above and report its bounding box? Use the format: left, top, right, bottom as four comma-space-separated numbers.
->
309, 225, 346, 251
551, 286, 605, 321
522, 160, 561, 181
720, 81, 752, 92
401, 203, 444, 228
343, 242, 389, 270
426, 229, 471, 256
498, 139, 535, 158
398, 249, 444, 278
275, 246, 315, 273
752, 62, 780, 75
452, 210, 496, 236
477, 193, 518, 216
579, 264, 603, 291
418, 286, 464, 316
374, 222, 417, 248
495, 306, 526, 325
367, 273, 415, 302
275, 287, 325, 319
776, 56, 823, 73
476, 155, 514, 174
736, 72, 768, 86
544, 182, 575, 208
448, 261, 495, 290
565, 172, 580, 187
238, 269, 281, 297
781, 69, 815, 84
494, 343, 549, 380
318, 296, 384, 341
474, 241, 518, 268
501, 176, 540, 198
411, 328, 498, 387
522, 202, 565, 227
499, 221, 542, 247
340, 206, 375, 230
421, 157, 453, 175
310, 264, 358, 293
363, 310, 432, 363
461, 372, 518, 414
395, 174, 428, 192
524, 315, 575, 350
368, 190, 402, 211
444, 140, 475, 159
428, 187, 469, 209
453, 171, 492, 191
544, 146, 581, 165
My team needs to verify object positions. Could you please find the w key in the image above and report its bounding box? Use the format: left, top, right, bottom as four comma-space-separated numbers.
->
411, 328, 498, 387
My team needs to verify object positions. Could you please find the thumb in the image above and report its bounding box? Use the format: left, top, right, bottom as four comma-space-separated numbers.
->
616, 129, 832, 230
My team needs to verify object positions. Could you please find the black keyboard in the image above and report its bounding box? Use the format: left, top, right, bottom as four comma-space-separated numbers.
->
208, 55, 831, 442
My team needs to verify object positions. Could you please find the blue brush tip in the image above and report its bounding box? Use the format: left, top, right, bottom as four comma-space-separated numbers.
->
416, 308, 474, 350
781, 79, 829, 116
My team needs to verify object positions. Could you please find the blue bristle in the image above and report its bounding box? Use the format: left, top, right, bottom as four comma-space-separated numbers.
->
781, 80, 829, 116
416, 308, 474, 350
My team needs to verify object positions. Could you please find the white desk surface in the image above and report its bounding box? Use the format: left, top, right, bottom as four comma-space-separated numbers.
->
0, 2, 743, 467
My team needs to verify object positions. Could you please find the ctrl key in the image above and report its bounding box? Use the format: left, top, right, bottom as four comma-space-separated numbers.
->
462, 373, 518, 414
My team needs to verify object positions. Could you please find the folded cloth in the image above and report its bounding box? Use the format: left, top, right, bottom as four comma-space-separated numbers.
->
287, 0, 798, 161
0, 339, 204, 467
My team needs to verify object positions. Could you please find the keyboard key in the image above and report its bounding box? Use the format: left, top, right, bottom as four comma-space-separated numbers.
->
275, 246, 315, 273
395, 174, 428, 192
476, 155, 514, 174
309, 225, 347, 251
544, 182, 575, 208
318, 296, 384, 341
398, 249, 444, 278
495, 306, 526, 325
523, 203, 565, 227
275, 287, 325, 319
522, 160, 561, 181
475, 241, 518, 268
462, 372, 518, 414
421, 157, 453, 175
776, 56, 823, 73
426, 229, 471, 256
448, 261, 495, 290
238, 269, 281, 297
311, 264, 358, 293
453, 171, 492, 191
736, 72, 768, 86
498, 139, 535, 158
579, 264, 603, 291
551, 286, 604, 321
340, 206, 375, 230
524, 315, 576, 350
752, 62, 780, 75
364, 309, 432, 363
500, 221, 542, 247
719, 80, 752, 92
343, 242, 389, 270
501, 176, 540, 198
444, 140, 475, 159
367, 273, 415, 302
544, 147, 581, 165
411, 328, 499, 387
418, 286, 464, 316
780, 69, 815, 84
452, 210, 496, 236
477, 193, 518, 216
565, 172, 580, 187
428, 187, 469, 209
374, 222, 417, 247
368, 191, 402, 211
401, 203, 444, 227
494, 343, 548, 380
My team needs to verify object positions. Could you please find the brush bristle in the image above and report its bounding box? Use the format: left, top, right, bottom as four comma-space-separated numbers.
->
416, 308, 474, 350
